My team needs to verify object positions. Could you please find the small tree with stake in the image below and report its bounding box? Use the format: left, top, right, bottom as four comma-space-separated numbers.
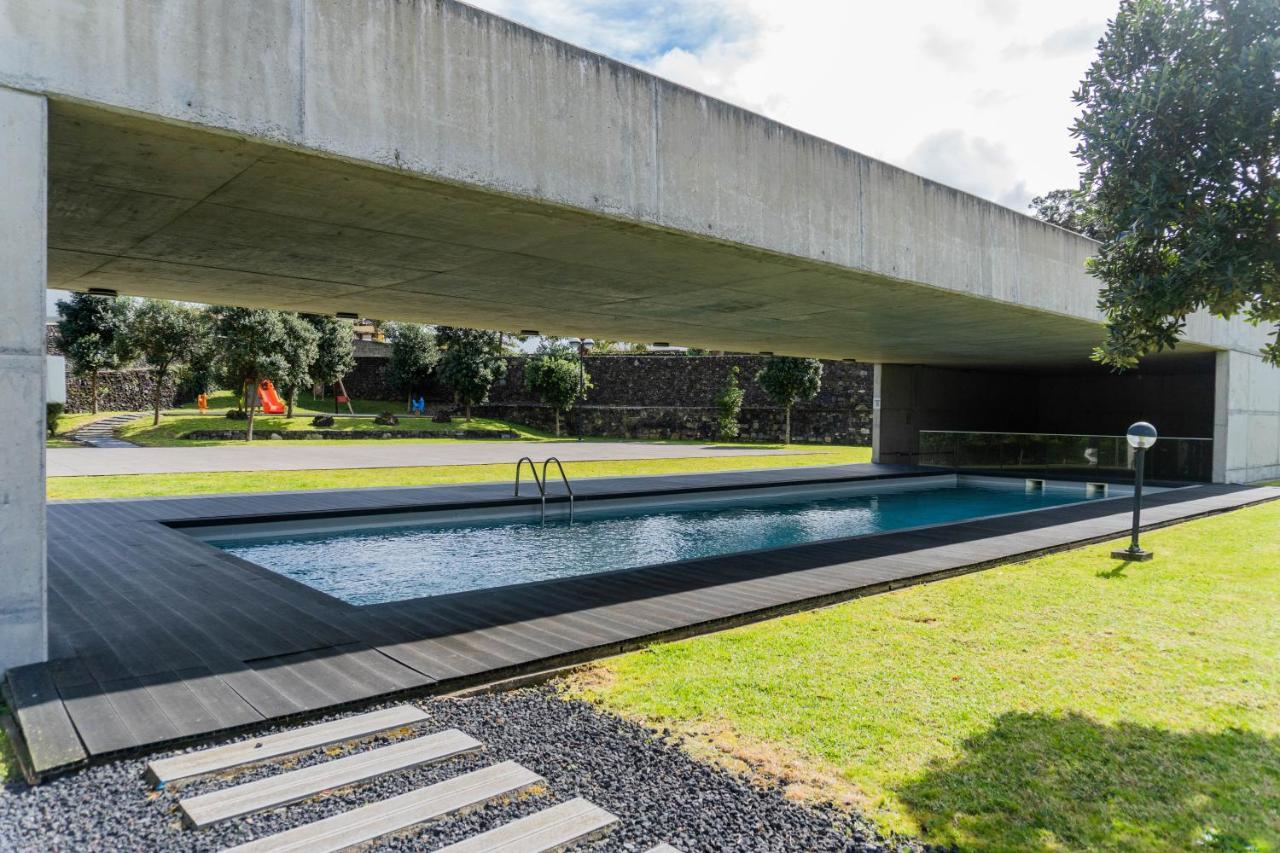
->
131, 299, 207, 426
756, 356, 822, 445
714, 365, 745, 440
305, 315, 357, 406
278, 313, 321, 419
55, 293, 135, 414
211, 307, 289, 441
525, 348, 592, 437
437, 326, 506, 422
387, 323, 440, 410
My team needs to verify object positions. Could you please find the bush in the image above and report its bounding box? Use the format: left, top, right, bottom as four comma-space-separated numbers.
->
374, 411, 400, 426
46, 402, 64, 437
714, 366, 744, 441
432, 411, 453, 423
310, 414, 335, 427
225, 409, 248, 421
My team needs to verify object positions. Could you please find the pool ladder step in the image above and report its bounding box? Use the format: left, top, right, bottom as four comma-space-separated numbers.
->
514, 456, 574, 525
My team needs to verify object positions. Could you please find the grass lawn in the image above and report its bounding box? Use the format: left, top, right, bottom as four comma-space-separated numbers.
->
45, 410, 134, 448
118, 412, 540, 446
568, 501, 1280, 851
170, 389, 410, 416
46, 445, 871, 500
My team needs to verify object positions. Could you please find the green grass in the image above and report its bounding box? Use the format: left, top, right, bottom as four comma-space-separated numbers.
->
0, 707, 17, 784
46, 445, 871, 500
171, 388, 406, 416
569, 501, 1280, 851
118, 412, 541, 446
45, 410, 134, 448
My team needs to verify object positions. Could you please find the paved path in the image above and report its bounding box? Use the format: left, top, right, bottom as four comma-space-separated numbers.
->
66, 412, 145, 448
47, 440, 809, 477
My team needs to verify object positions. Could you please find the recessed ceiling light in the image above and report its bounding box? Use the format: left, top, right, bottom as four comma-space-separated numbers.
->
335, 312, 359, 319
86, 287, 118, 297
652, 342, 671, 347
758, 351, 774, 356
519, 329, 541, 336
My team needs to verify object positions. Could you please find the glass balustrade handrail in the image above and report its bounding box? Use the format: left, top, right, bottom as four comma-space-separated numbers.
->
918, 429, 1211, 442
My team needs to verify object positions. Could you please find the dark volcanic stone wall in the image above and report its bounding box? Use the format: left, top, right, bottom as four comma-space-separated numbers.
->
64, 369, 178, 414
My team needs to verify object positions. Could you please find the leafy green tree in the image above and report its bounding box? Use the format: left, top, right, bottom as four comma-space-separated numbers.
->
305, 315, 357, 399
279, 313, 321, 419
130, 299, 208, 425
437, 327, 506, 421
525, 349, 592, 437
714, 365, 745, 441
1072, 0, 1280, 367
55, 293, 135, 414
387, 323, 440, 408
756, 356, 822, 444
1028, 189, 1105, 239
211, 307, 289, 441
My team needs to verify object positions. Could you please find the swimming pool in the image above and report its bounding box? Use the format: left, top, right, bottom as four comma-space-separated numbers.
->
197, 475, 1135, 605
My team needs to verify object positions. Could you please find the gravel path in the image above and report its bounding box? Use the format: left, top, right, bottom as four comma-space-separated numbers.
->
1, 688, 912, 852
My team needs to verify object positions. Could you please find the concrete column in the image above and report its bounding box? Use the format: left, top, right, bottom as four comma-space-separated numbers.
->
0, 87, 48, 676
1213, 349, 1280, 484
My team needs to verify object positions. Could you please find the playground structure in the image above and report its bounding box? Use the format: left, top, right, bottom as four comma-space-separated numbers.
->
257, 379, 285, 415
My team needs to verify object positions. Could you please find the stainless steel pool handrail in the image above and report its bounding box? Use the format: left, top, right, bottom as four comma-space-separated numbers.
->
514, 456, 543, 500
541, 457, 574, 524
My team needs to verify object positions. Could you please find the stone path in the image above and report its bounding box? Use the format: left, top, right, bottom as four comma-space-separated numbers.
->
66, 413, 144, 448
47, 439, 807, 476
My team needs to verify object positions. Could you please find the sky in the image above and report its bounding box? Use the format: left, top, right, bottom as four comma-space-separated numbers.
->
470, 0, 1120, 212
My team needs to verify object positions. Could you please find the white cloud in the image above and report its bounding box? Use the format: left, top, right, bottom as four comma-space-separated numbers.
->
468, 0, 1120, 213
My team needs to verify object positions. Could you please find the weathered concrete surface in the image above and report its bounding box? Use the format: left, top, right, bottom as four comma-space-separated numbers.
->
0, 86, 48, 674
1214, 350, 1280, 483
0, 0, 1270, 364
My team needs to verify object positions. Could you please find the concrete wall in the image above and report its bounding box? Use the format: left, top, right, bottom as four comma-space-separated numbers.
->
0, 86, 47, 675
1214, 350, 1280, 483
1, 0, 1269, 358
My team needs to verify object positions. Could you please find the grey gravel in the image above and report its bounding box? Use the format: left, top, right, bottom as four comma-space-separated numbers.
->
1, 687, 919, 852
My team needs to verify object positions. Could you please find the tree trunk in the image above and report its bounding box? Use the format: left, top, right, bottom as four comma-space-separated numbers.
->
91, 370, 99, 414
152, 370, 164, 426
246, 376, 257, 441
784, 406, 791, 445
465, 401, 472, 422
554, 410, 561, 437
286, 387, 296, 420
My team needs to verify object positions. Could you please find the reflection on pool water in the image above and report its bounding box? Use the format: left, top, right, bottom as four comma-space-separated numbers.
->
208, 478, 1115, 605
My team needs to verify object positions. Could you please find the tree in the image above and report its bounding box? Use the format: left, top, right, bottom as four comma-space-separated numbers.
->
1028, 189, 1105, 239
1072, 0, 1280, 368
525, 349, 592, 437
305, 315, 357, 397
387, 323, 440, 408
55, 293, 134, 414
714, 365, 745, 441
278, 313, 321, 419
130, 300, 207, 425
756, 356, 822, 444
436, 326, 506, 421
211, 307, 289, 441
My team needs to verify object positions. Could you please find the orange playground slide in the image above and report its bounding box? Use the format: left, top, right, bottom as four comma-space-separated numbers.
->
257, 379, 286, 415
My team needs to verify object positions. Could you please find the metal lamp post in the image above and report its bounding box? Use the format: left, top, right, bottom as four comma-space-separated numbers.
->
1111, 421, 1158, 561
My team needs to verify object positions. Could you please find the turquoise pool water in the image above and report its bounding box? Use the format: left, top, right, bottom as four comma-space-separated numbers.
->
209, 479, 1107, 605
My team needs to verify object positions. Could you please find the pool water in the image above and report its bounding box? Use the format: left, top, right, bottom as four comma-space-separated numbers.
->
209, 480, 1109, 605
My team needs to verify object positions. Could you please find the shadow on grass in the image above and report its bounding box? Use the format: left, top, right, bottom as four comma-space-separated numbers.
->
899, 712, 1279, 851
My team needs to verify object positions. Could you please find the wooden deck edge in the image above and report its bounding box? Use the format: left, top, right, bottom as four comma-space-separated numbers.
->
21, 488, 1278, 779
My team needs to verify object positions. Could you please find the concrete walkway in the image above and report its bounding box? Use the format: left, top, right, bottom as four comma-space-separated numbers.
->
46, 440, 809, 477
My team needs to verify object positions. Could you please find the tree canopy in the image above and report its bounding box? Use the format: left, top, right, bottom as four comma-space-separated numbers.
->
211, 307, 289, 440
1028, 189, 1105, 239
387, 323, 440, 402
1072, 0, 1280, 367
278, 313, 321, 418
437, 326, 505, 421
305, 315, 357, 390
55, 293, 135, 413
130, 299, 208, 425
525, 348, 591, 437
756, 356, 822, 444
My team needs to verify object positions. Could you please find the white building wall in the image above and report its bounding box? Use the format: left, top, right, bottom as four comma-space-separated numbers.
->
1214, 350, 1280, 484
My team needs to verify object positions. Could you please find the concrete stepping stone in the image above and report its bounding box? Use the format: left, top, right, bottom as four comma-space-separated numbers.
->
434, 797, 619, 852
222, 761, 542, 852
645, 846, 684, 853
180, 729, 480, 828
149, 704, 430, 785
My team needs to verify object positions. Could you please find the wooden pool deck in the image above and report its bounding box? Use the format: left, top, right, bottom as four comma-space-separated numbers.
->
7, 464, 1277, 776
